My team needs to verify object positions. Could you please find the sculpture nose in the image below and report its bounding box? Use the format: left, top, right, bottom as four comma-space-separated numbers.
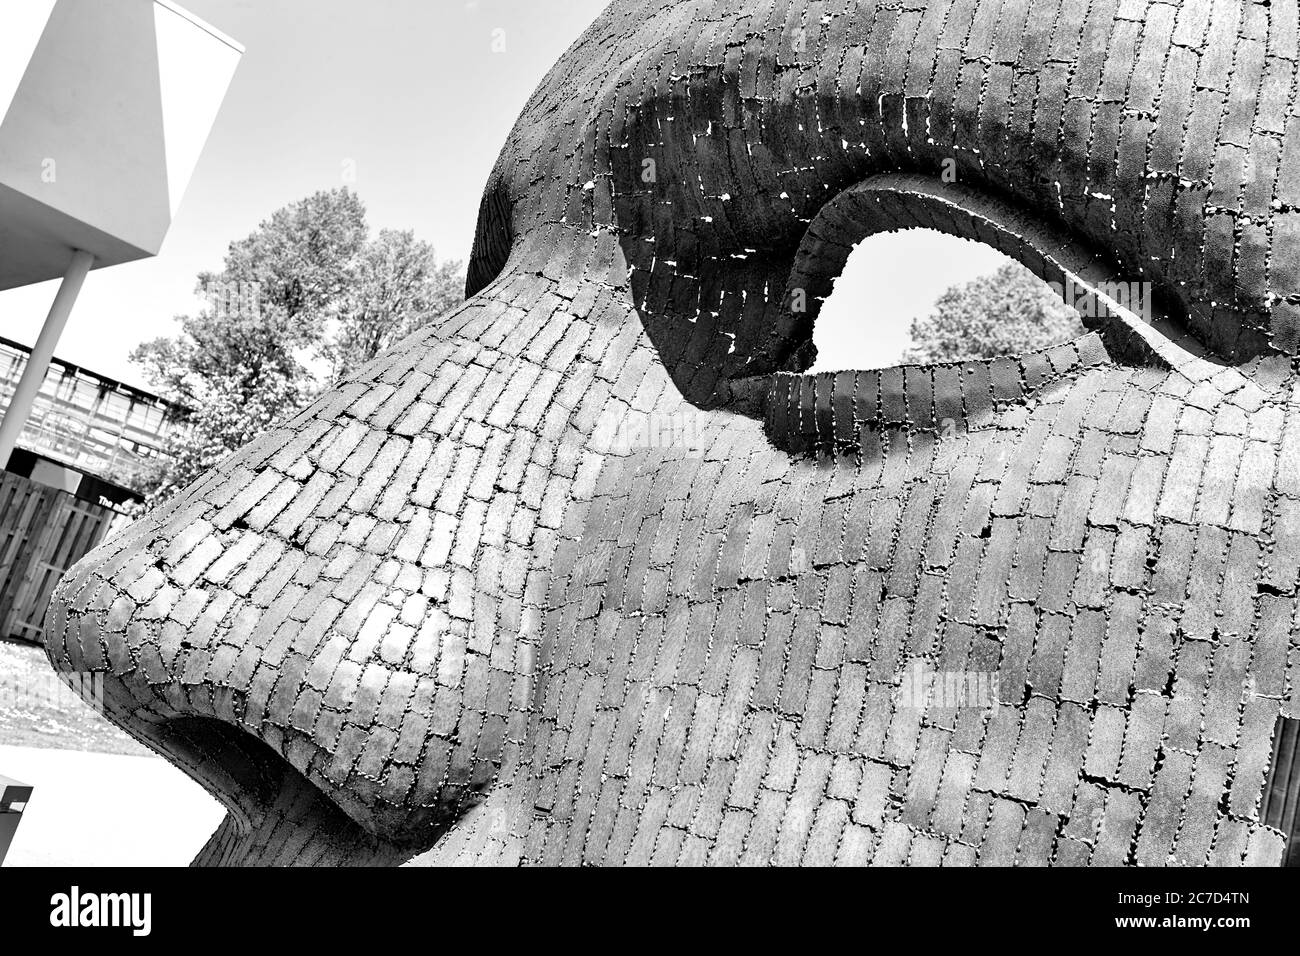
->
39, 494, 474, 865
42, 527, 352, 852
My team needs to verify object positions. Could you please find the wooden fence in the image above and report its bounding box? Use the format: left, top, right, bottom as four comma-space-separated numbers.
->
0, 471, 115, 645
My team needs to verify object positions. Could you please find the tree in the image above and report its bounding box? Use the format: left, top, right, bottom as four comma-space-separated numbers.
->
132, 188, 464, 503
321, 229, 465, 383
903, 261, 1084, 365
138, 363, 304, 503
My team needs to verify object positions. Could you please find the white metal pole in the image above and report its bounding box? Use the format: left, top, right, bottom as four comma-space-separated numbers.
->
0, 249, 94, 469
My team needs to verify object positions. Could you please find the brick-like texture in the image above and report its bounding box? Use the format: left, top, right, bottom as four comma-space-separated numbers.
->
41, 0, 1300, 866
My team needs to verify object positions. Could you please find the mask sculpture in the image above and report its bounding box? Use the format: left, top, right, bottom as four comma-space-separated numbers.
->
45, 0, 1300, 866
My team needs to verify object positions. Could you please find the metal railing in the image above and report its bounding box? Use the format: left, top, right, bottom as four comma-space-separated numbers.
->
0, 334, 187, 490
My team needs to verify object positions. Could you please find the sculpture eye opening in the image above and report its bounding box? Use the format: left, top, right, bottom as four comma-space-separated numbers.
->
807, 227, 1085, 373
749, 173, 1218, 458
778, 173, 1194, 377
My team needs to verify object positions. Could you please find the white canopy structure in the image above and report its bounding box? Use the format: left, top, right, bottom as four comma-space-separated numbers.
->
0, 0, 242, 463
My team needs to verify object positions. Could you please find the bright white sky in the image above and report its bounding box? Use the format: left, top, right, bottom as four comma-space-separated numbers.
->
811, 230, 1014, 371
0, 0, 1004, 390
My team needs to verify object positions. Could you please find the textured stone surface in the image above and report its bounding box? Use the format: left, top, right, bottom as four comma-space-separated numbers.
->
42, 0, 1300, 865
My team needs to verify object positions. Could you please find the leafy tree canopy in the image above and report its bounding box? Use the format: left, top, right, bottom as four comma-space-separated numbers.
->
132, 188, 464, 503
903, 261, 1084, 365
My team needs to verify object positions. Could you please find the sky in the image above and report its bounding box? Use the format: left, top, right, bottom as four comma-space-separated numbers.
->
0, 0, 1003, 390
811, 231, 1013, 371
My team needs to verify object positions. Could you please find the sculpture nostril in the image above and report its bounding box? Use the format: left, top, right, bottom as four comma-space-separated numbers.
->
41, 552, 416, 866
157, 716, 285, 831
158, 716, 410, 866
42, 548, 280, 814
39, 519, 482, 866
